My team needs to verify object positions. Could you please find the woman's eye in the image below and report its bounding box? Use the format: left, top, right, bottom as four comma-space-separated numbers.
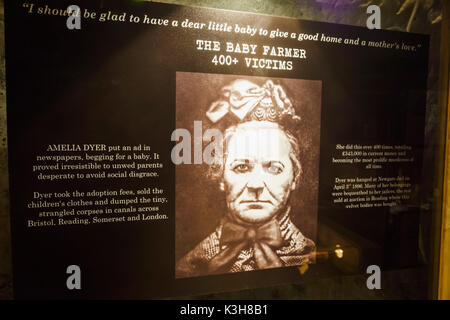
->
233, 164, 250, 173
267, 163, 283, 174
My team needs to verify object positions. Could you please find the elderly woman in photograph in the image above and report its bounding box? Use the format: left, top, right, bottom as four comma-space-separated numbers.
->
176, 79, 315, 278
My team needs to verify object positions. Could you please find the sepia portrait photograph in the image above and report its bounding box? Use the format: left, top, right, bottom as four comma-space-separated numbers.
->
175, 72, 322, 278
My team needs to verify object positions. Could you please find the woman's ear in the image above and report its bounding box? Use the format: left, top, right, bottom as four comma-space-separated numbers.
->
291, 173, 299, 191
290, 181, 296, 191
219, 181, 225, 191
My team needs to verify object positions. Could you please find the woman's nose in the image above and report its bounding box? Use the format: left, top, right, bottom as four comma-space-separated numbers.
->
246, 166, 265, 192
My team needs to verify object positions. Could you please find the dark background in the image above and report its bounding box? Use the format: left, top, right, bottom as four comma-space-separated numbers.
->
4, 0, 429, 298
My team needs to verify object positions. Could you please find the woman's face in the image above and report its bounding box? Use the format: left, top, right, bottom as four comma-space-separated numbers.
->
222, 121, 296, 224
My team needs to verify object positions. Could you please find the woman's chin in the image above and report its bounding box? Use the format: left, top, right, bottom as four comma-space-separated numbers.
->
234, 208, 277, 224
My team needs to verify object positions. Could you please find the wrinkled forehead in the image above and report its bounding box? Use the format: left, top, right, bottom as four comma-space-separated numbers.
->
225, 121, 291, 161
